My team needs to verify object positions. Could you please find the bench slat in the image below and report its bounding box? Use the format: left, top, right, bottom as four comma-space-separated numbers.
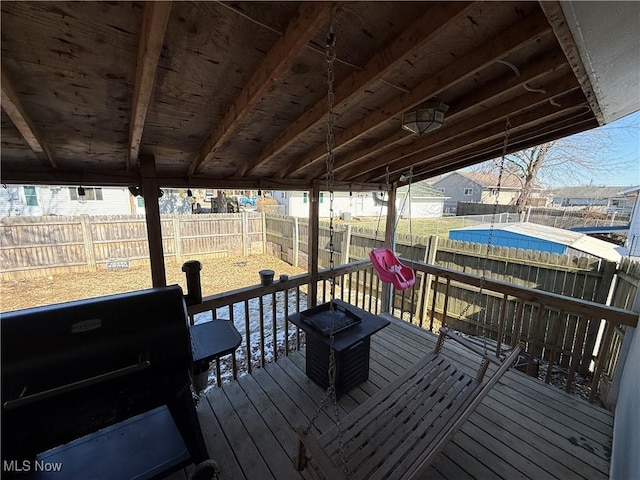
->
296, 328, 523, 480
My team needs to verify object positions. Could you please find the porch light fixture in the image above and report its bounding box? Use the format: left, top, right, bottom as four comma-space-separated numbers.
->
186, 189, 196, 205
77, 186, 87, 204
401, 100, 449, 135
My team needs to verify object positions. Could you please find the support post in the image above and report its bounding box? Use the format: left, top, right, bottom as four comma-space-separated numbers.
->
381, 185, 397, 313
308, 185, 320, 307
140, 153, 166, 287
293, 216, 300, 267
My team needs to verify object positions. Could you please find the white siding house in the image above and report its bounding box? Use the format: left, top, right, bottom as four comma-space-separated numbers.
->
620, 185, 640, 258
272, 182, 446, 219
0, 185, 134, 217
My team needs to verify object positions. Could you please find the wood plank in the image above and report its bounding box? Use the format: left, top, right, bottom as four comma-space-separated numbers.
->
206, 385, 275, 480
222, 380, 305, 479
189, 2, 332, 175
128, 1, 172, 168
199, 392, 247, 480
263, 360, 339, 435
236, 373, 314, 480
474, 402, 603, 479
271, 1, 475, 179
139, 154, 166, 287
383, 319, 614, 428
282, 9, 552, 178
1, 66, 56, 167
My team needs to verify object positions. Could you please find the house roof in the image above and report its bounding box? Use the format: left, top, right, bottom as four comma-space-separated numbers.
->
455, 171, 524, 189
398, 181, 445, 198
0, 2, 638, 191
549, 185, 629, 199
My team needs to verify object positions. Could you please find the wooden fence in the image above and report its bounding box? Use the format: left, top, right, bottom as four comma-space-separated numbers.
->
0, 213, 264, 279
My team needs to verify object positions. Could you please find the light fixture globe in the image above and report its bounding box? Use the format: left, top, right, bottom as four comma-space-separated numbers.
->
77, 186, 87, 204
401, 101, 449, 135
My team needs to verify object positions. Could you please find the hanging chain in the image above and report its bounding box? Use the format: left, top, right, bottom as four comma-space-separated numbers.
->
456, 117, 510, 355
302, 17, 348, 474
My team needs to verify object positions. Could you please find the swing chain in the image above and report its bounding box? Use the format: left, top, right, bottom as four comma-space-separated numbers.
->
455, 117, 510, 354
303, 16, 348, 474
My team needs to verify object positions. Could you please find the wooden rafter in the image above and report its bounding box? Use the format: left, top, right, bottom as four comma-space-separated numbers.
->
1, 67, 56, 168
406, 115, 597, 184
312, 47, 568, 180
237, 1, 475, 177
280, 9, 552, 179
538, 1, 605, 125
188, 2, 333, 176
346, 73, 581, 182
128, 1, 172, 170
359, 90, 588, 183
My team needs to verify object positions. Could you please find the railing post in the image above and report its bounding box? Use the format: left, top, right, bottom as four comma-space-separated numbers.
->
308, 185, 320, 307
419, 235, 438, 328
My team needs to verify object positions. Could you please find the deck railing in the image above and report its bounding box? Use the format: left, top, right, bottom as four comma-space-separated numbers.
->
186, 259, 638, 403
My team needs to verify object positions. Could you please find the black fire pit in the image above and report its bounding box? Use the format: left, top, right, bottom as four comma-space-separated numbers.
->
289, 300, 389, 398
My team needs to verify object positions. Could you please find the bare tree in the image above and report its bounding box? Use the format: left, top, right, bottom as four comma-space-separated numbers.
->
472, 115, 639, 213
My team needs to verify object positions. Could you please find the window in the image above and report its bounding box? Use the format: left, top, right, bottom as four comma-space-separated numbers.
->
436, 188, 445, 194
303, 192, 308, 204
319, 192, 324, 204
463, 188, 473, 196
69, 187, 104, 201
490, 188, 498, 196
23, 186, 38, 206
137, 197, 145, 207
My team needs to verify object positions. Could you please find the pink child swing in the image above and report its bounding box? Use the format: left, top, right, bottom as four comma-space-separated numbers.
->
369, 168, 416, 291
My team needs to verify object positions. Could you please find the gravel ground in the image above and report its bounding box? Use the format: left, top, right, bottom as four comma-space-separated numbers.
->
0, 254, 306, 312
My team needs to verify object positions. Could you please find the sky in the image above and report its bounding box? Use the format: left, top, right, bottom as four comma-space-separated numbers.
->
464, 110, 640, 189
592, 111, 640, 186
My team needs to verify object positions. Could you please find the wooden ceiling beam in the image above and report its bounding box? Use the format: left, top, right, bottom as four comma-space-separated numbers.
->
309, 47, 568, 180
280, 9, 553, 179
0, 166, 384, 192
538, 1, 605, 125
128, 1, 172, 170
1, 67, 56, 168
340, 72, 581, 181
407, 116, 598, 184
237, 1, 475, 177
360, 91, 589, 183
188, 2, 333, 176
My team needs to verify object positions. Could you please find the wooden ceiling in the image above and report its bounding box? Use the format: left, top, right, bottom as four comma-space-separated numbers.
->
1, 1, 601, 191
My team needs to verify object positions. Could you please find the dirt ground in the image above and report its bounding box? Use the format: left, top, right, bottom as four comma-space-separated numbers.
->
0, 254, 306, 312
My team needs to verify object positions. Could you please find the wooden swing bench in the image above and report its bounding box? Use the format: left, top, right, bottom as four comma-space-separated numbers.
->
294, 327, 523, 480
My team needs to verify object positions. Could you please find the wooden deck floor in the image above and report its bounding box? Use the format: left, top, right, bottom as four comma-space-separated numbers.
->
176, 316, 613, 480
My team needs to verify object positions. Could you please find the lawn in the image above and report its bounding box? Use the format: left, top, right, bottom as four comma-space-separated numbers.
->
336, 216, 483, 239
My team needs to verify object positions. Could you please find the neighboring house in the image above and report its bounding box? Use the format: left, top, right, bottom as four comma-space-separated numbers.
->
548, 185, 634, 213
272, 181, 446, 219
619, 185, 640, 258
0, 185, 135, 217
431, 171, 525, 214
